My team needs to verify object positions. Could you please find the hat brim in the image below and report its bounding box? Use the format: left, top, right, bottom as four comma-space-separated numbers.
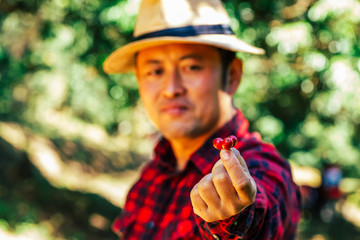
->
103, 34, 265, 74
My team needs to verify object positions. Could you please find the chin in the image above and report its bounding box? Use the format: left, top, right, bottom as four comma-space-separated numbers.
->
159, 124, 192, 139
162, 130, 190, 140
162, 124, 214, 141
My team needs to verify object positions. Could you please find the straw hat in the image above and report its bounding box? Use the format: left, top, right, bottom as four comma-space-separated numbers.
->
103, 0, 265, 74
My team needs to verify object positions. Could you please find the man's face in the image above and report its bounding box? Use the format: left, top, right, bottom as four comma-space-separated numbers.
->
135, 44, 232, 141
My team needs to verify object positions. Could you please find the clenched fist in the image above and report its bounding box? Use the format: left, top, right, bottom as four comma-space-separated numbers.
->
190, 148, 257, 222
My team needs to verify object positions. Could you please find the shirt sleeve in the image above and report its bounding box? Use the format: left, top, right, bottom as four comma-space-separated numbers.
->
194, 140, 302, 240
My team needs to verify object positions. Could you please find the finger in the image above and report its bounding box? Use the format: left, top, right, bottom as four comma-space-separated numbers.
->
231, 149, 257, 199
212, 159, 223, 170
231, 148, 249, 172
212, 150, 247, 173
197, 174, 221, 208
220, 149, 252, 195
190, 183, 208, 215
211, 162, 238, 202
220, 149, 247, 181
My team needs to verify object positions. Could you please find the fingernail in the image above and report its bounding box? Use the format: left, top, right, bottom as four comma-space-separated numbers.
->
221, 150, 230, 160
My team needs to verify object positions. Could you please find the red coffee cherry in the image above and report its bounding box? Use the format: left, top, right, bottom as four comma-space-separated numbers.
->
229, 135, 238, 147
213, 137, 224, 150
213, 135, 238, 150
222, 137, 233, 149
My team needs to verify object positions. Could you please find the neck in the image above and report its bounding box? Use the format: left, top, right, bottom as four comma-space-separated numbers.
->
170, 133, 212, 171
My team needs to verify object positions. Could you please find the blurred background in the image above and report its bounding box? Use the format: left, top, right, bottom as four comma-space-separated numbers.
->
0, 0, 359, 239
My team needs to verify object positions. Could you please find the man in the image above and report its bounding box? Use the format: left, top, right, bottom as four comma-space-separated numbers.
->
103, 0, 301, 239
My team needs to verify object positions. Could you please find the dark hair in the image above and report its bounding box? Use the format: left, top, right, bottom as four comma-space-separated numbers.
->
216, 48, 236, 89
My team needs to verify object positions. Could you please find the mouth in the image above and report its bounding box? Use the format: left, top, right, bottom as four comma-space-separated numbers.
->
160, 103, 189, 116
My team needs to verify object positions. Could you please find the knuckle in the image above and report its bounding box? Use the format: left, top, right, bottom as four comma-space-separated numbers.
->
194, 204, 206, 214
190, 188, 198, 199
217, 211, 230, 220
198, 180, 212, 192
203, 214, 215, 223
221, 200, 240, 216
193, 206, 201, 216
212, 172, 229, 184
233, 178, 253, 194
211, 160, 223, 173
233, 178, 257, 206
249, 180, 257, 201
226, 161, 238, 172
229, 202, 243, 214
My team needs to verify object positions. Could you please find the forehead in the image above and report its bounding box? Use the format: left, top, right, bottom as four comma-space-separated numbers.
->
136, 43, 220, 63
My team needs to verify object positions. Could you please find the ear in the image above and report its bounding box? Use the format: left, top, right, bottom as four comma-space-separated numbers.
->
225, 58, 243, 96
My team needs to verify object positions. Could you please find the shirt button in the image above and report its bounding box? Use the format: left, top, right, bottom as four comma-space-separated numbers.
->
212, 234, 220, 240
147, 221, 155, 229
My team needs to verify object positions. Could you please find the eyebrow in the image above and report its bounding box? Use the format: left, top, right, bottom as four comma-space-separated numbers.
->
139, 53, 203, 66
144, 59, 162, 65
180, 54, 202, 61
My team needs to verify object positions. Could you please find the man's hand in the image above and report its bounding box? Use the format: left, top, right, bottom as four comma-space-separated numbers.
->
190, 148, 257, 222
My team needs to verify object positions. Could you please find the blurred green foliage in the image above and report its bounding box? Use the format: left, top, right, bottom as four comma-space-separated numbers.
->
1, 0, 360, 239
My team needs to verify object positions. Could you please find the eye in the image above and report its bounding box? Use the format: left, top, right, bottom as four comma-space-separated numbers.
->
184, 64, 203, 72
147, 68, 164, 76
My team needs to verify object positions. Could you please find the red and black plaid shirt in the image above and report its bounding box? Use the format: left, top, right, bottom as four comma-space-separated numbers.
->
112, 109, 301, 239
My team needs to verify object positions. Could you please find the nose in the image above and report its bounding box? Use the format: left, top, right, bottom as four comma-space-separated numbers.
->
162, 69, 186, 98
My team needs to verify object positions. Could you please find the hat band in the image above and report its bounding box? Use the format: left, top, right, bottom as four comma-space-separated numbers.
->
133, 24, 234, 41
